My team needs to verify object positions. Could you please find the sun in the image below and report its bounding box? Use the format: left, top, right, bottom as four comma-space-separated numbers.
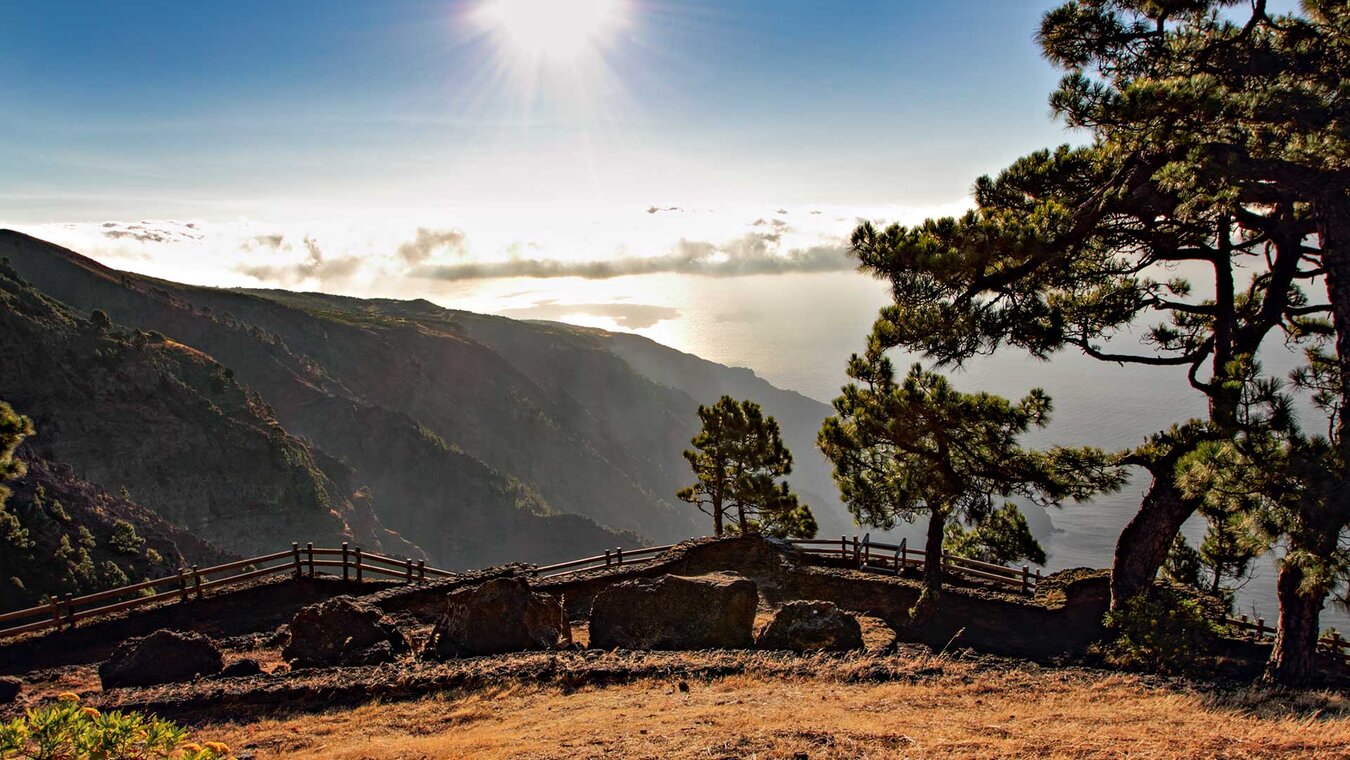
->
473, 0, 629, 64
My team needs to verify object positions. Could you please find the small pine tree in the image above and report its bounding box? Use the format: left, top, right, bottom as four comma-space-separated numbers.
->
820, 353, 1124, 612
109, 519, 145, 555
677, 396, 816, 538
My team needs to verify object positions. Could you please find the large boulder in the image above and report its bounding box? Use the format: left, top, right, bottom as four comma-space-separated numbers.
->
589, 573, 758, 650
428, 577, 570, 659
99, 630, 223, 688
755, 600, 863, 652
282, 596, 408, 668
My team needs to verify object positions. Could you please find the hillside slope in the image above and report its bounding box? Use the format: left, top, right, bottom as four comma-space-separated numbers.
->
0, 231, 643, 566
0, 451, 234, 611
0, 257, 416, 560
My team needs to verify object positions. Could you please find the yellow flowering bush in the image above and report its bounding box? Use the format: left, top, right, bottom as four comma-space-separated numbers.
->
0, 693, 230, 759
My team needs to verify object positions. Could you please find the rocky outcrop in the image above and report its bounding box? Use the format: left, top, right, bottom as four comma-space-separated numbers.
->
589, 573, 758, 650
428, 577, 569, 658
755, 600, 862, 652
282, 596, 408, 668
219, 658, 263, 678
0, 676, 20, 703
99, 630, 223, 688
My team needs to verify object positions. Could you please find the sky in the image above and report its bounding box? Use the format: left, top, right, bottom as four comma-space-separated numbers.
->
0, 1, 1088, 284
0, 0, 1300, 314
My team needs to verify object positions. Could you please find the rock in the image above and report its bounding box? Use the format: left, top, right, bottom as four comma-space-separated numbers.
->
282, 596, 408, 668
428, 577, 569, 659
219, 658, 263, 678
99, 630, 224, 688
755, 600, 863, 652
589, 573, 758, 650
0, 676, 21, 703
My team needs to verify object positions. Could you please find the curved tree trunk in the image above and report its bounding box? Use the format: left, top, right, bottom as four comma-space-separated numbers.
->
923, 509, 946, 593
1110, 469, 1195, 611
1264, 562, 1324, 686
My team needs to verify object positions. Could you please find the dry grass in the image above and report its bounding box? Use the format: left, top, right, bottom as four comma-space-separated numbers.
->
210, 661, 1350, 759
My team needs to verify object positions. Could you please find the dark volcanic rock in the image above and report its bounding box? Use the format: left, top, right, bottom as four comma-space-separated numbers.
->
755, 600, 863, 652
99, 630, 224, 688
428, 577, 569, 659
0, 676, 21, 703
282, 596, 408, 668
589, 573, 758, 650
219, 658, 264, 678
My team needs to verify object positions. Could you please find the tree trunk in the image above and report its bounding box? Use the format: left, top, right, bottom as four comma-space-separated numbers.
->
1319, 193, 1350, 479
1264, 562, 1324, 686
1110, 468, 1195, 611
923, 508, 945, 596
713, 497, 723, 536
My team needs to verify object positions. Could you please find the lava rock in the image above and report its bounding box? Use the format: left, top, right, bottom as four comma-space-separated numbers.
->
219, 658, 264, 678
755, 600, 863, 652
282, 596, 408, 668
0, 676, 21, 703
589, 573, 758, 650
428, 577, 569, 659
99, 630, 224, 688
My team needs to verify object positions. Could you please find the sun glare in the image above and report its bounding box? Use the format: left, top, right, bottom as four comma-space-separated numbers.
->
474, 0, 628, 64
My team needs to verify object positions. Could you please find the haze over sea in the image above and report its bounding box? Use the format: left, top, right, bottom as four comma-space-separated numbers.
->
440, 268, 1346, 632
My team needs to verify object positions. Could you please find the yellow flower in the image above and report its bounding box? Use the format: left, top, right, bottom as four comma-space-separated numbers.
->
57, 692, 80, 702
204, 740, 230, 753
79, 706, 100, 719
180, 742, 202, 753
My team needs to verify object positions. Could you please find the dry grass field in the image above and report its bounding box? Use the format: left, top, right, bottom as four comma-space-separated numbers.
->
209, 655, 1350, 759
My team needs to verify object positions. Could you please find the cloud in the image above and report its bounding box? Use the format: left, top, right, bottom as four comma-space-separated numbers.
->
396, 227, 466, 264
99, 220, 204, 244
498, 301, 682, 329
413, 232, 854, 281
237, 235, 363, 286
242, 233, 286, 251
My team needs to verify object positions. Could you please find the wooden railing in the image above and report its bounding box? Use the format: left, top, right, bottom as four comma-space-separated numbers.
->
0, 539, 680, 641
4, 534, 1348, 666
788, 535, 1042, 595
0, 541, 455, 641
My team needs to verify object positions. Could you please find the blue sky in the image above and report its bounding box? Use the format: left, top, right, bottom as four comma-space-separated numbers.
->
1, 1, 1078, 223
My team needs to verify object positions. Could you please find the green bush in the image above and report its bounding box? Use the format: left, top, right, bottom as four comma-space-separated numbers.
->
1103, 583, 1228, 675
0, 693, 232, 758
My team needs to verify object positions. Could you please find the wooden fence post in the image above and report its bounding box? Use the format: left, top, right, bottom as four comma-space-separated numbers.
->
615, 547, 624, 566
893, 541, 903, 575
355, 547, 363, 582
1021, 565, 1030, 594
342, 542, 350, 582
192, 565, 203, 600
306, 543, 315, 578
403, 558, 412, 583
862, 533, 871, 568
1257, 617, 1267, 638
604, 549, 612, 567
840, 536, 847, 560
47, 596, 61, 629
292, 542, 302, 579
63, 593, 76, 629
898, 538, 907, 573
417, 560, 426, 583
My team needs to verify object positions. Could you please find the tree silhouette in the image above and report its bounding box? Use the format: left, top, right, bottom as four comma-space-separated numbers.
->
677, 396, 816, 538
819, 350, 1123, 614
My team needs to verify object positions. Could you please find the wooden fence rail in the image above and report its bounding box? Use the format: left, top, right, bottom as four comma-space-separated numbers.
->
3, 534, 1348, 666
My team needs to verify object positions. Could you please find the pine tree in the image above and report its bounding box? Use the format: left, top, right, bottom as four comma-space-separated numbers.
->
818, 349, 1124, 614
677, 396, 816, 538
0, 400, 33, 510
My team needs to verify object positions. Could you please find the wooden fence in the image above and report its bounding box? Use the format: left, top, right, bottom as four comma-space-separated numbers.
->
787, 534, 1042, 594
2, 534, 1348, 666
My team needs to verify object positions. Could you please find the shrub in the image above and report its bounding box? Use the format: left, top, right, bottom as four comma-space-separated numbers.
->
1103, 583, 1229, 675
109, 519, 145, 555
0, 694, 231, 759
